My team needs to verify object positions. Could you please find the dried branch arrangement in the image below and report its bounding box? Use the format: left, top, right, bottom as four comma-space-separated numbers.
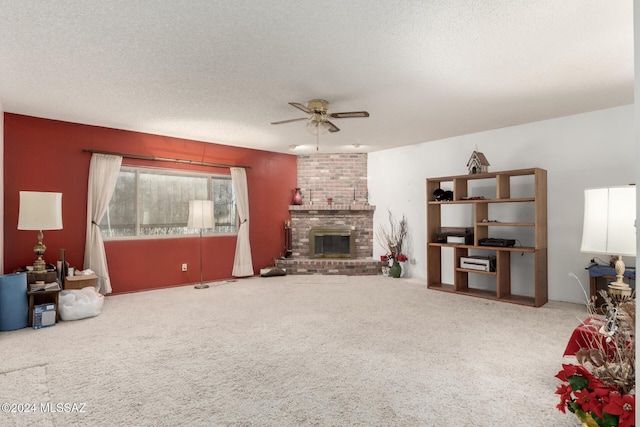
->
375, 210, 408, 258
577, 291, 635, 395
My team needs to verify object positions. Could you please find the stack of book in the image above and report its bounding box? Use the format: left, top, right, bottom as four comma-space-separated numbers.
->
29, 282, 61, 292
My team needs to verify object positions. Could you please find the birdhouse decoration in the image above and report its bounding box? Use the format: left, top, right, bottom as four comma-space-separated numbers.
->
467, 150, 490, 174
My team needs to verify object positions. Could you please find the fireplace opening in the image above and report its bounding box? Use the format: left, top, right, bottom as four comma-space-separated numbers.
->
309, 226, 356, 259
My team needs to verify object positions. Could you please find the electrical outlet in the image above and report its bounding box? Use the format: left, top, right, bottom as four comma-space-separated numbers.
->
181, 263, 187, 272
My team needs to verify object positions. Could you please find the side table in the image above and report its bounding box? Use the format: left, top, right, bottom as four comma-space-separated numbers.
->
25, 270, 58, 285
564, 317, 605, 356
588, 265, 635, 313
11, 269, 61, 328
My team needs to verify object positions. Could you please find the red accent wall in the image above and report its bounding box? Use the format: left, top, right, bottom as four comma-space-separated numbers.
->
4, 113, 297, 293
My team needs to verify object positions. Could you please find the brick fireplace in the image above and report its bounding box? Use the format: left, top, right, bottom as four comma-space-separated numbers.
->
275, 154, 382, 275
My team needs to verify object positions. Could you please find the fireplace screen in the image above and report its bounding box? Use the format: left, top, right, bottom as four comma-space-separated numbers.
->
309, 226, 356, 259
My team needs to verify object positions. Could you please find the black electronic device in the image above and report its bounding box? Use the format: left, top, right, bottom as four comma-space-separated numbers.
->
478, 238, 516, 247
435, 227, 473, 245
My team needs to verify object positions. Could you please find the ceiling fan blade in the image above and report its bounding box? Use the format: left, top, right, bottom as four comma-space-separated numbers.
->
325, 121, 340, 133
289, 102, 311, 114
329, 111, 370, 119
271, 117, 308, 125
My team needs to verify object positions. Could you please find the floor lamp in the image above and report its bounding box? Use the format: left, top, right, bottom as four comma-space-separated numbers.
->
188, 200, 214, 289
17, 191, 63, 272
581, 185, 636, 297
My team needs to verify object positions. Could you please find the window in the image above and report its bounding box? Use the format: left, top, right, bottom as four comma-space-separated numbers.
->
100, 167, 236, 238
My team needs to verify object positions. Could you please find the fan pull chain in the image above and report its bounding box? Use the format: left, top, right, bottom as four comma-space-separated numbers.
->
316, 129, 320, 151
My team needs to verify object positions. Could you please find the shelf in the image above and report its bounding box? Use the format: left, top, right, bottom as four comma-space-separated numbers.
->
426, 168, 542, 182
476, 222, 535, 227
456, 268, 496, 276
457, 287, 499, 300
474, 197, 535, 204
427, 284, 537, 307
428, 197, 535, 205
428, 243, 535, 253
427, 283, 455, 293
498, 294, 536, 306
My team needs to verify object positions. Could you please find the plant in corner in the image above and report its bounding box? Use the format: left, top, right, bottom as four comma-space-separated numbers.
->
376, 210, 408, 278
555, 292, 635, 427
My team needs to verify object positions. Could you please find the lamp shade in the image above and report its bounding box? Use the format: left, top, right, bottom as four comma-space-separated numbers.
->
187, 200, 214, 230
17, 191, 63, 231
580, 186, 636, 256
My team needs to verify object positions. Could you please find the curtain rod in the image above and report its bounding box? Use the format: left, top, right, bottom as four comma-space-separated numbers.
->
82, 148, 252, 169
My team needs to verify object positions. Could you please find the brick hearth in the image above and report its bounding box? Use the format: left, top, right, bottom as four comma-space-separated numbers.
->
276, 257, 382, 275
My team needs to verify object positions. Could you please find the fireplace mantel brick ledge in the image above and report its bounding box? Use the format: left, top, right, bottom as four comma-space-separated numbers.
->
289, 204, 375, 211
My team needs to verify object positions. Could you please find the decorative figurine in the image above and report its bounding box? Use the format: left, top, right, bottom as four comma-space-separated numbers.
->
433, 189, 453, 201
467, 148, 490, 174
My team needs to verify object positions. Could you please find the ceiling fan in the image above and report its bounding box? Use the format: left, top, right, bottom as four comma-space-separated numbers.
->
271, 99, 369, 135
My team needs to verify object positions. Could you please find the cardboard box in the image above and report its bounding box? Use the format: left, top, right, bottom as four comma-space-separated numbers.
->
64, 274, 98, 290
33, 303, 56, 329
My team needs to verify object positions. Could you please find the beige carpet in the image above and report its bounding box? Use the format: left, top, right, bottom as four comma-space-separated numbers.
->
0, 275, 585, 426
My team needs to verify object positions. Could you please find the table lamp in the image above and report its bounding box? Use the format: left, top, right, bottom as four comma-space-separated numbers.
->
17, 191, 63, 272
580, 186, 636, 297
188, 200, 214, 289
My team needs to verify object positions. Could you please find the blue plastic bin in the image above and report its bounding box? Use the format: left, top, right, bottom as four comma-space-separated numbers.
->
0, 272, 29, 331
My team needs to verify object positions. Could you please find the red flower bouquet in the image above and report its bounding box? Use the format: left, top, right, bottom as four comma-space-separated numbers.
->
381, 252, 408, 263
555, 292, 635, 427
555, 363, 635, 427
395, 253, 408, 262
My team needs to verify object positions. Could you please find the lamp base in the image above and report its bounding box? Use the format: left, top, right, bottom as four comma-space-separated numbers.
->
32, 257, 46, 272
608, 255, 633, 298
33, 232, 47, 272
194, 283, 209, 289
608, 282, 632, 298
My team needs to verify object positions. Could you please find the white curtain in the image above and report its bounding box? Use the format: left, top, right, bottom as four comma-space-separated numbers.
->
83, 154, 122, 294
231, 167, 253, 276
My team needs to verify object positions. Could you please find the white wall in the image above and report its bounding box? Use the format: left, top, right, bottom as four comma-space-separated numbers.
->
369, 105, 635, 303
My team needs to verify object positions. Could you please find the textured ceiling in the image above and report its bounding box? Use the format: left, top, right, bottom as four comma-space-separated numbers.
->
0, 1, 634, 154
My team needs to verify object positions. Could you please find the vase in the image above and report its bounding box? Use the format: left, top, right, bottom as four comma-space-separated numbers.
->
390, 261, 402, 278
292, 188, 302, 205
575, 412, 599, 427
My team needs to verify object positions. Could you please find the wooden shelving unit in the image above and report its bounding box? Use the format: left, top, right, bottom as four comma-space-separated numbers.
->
426, 168, 547, 307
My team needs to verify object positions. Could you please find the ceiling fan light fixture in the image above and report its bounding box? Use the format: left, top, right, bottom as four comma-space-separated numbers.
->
272, 99, 368, 150
306, 116, 330, 135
